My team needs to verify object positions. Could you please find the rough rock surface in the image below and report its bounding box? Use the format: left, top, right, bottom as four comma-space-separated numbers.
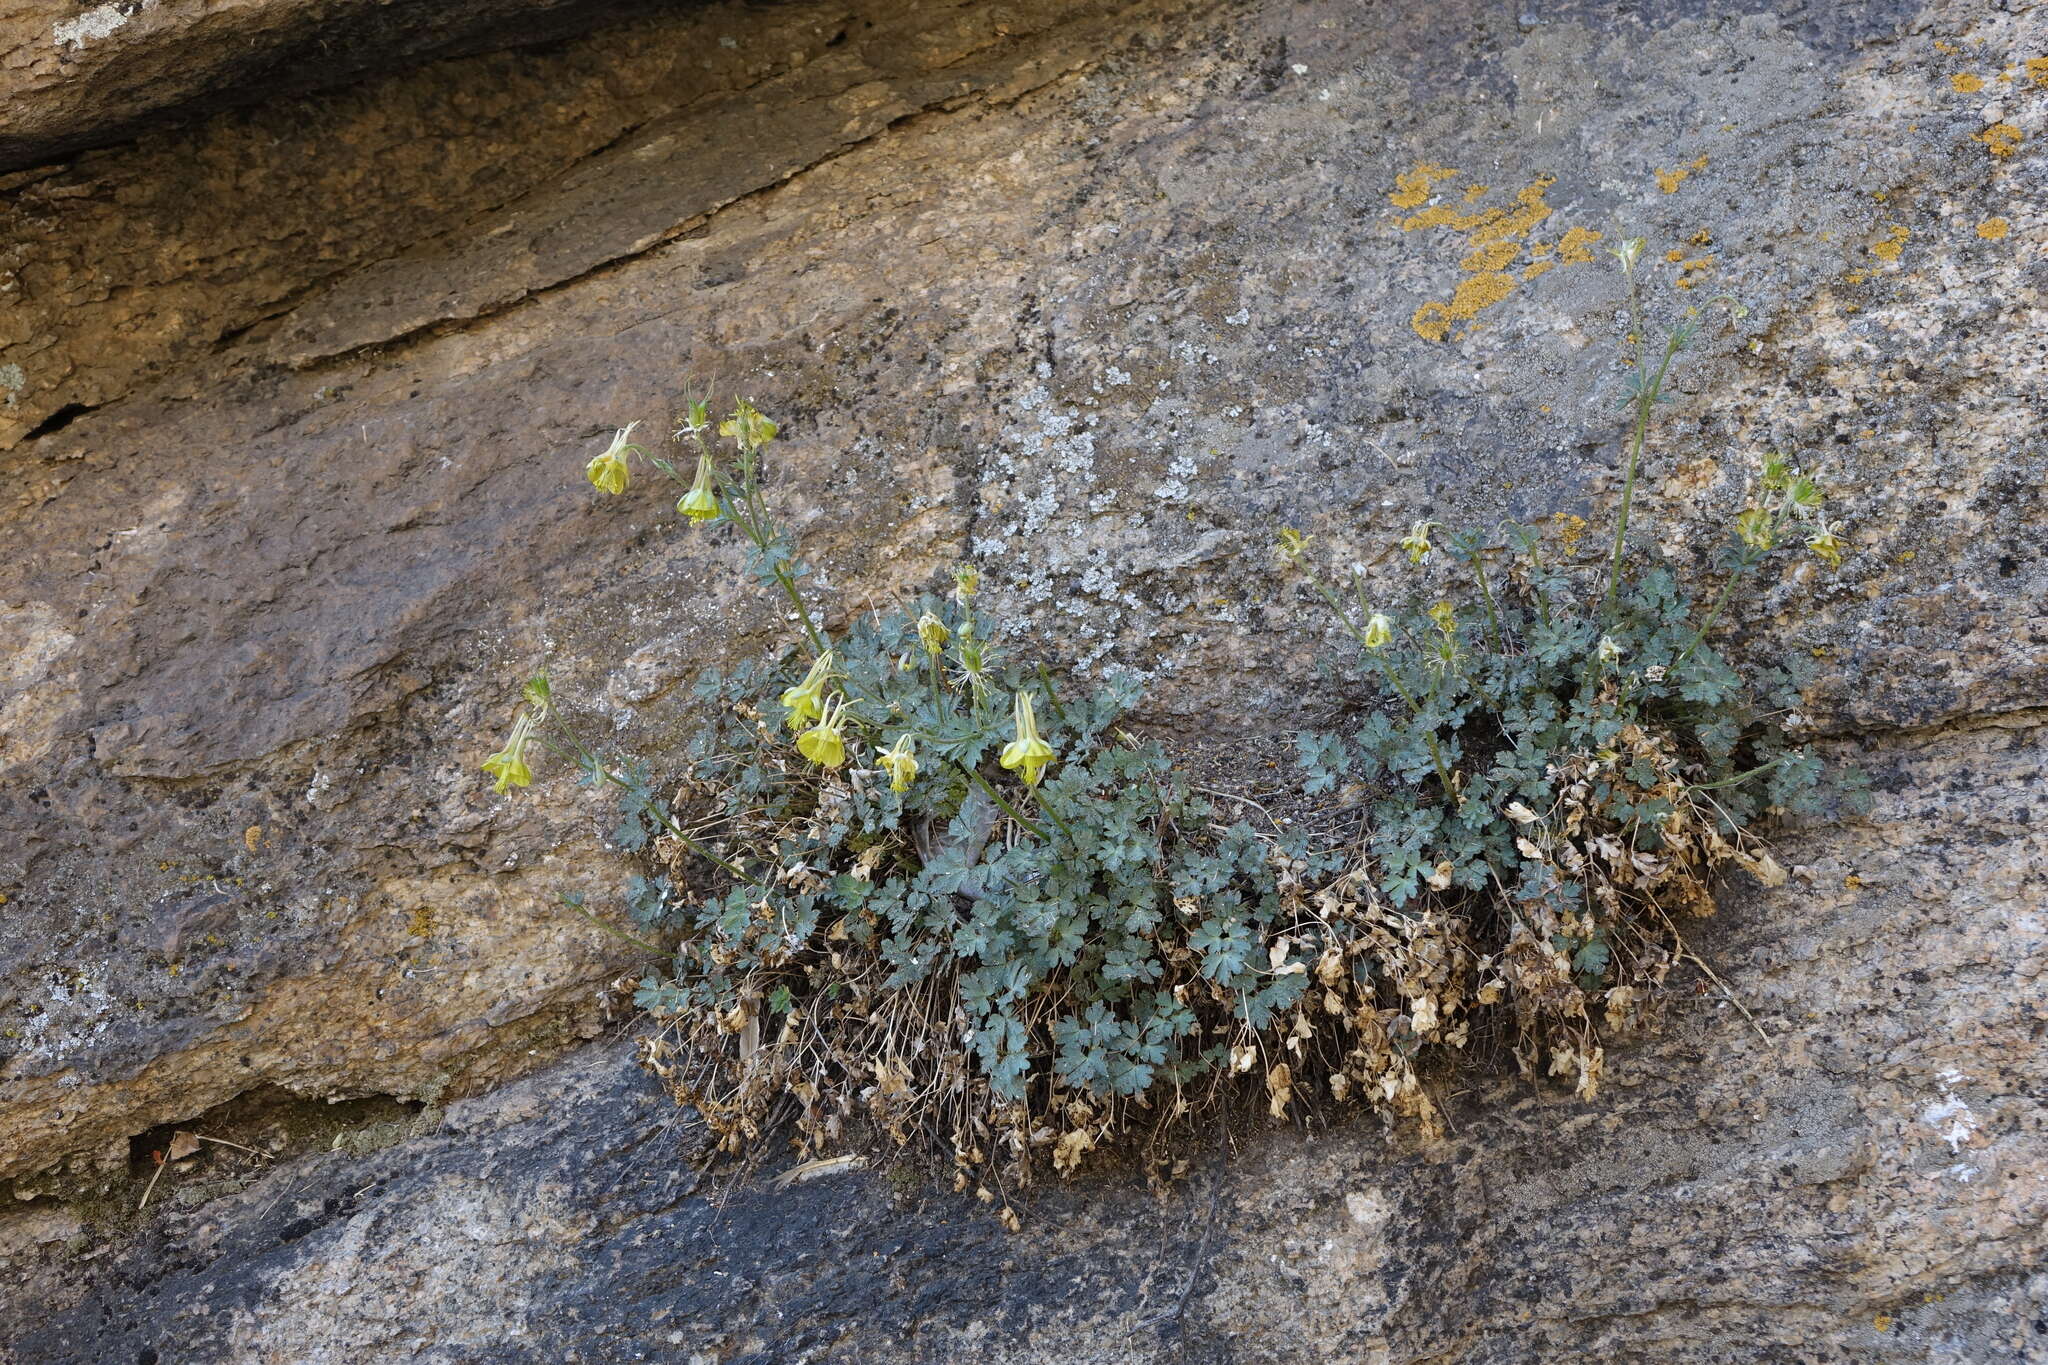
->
1, 0, 2044, 1359
0, 0, 680, 172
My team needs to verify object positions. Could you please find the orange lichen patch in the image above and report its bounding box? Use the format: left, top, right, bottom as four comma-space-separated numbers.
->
1934, 39, 1958, 55
1665, 248, 1686, 262
1556, 225, 1603, 264
1410, 272, 1517, 342
1950, 72, 1985, 93
1974, 122, 2022, 158
1397, 174, 1599, 341
1462, 183, 1489, 202
1653, 155, 1709, 194
1843, 268, 1869, 284
1870, 225, 1910, 262
2028, 56, 2048, 86
1461, 240, 1520, 272
1390, 162, 1460, 209
1690, 229, 1713, 246
1976, 217, 2010, 239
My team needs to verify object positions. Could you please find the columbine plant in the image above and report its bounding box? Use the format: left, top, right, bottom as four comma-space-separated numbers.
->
474, 248, 1863, 1207
482, 401, 1393, 1207
1288, 238, 1866, 1098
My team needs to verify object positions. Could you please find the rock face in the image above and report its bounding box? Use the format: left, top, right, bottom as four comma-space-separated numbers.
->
1, 0, 2043, 1359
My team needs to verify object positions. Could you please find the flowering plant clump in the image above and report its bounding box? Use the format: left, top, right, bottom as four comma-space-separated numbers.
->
1288, 241, 1865, 1097
475, 244, 1862, 1210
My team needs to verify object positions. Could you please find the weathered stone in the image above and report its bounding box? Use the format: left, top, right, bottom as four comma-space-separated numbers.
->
0, 0, 2042, 1356
0, 0, 679, 173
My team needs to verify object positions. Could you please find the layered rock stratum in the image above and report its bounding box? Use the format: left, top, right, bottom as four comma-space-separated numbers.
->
1, 0, 2042, 1359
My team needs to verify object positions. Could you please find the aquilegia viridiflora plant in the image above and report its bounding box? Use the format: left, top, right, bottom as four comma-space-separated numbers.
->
478, 240, 1860, 1209
1286, 235, 1864, 1097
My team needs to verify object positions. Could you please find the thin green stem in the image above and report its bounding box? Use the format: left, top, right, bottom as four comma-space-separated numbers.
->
559, 893, 667, 956
951, 760, 1052, 842
1687, 754, 1791, 791
1674, 545, 1763, 670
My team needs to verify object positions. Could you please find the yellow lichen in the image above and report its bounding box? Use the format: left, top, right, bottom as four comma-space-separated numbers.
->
1974, 122, 2022, 158
1933, 39, 1957, 55
1390, 162, 1460, 209
1681, 256, 1714, 272
1690, 229, 1713, 246
1556, 225, 1603, 264
1653, 154, 1709, 194
1976, 217, 2010, 240
1462, 183, 1489, 202
1398, 174, 1600, 340
1461, 240, 1520, 272
2028, 56, 2048, 86
1870, 225, 1909, 262
1843, 269, 1868, 284
1665, 248, 1686, 262
1950, 72, 1984, 93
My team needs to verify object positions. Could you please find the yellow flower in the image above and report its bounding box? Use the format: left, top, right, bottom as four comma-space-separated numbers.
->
878, 733, 919, 792
796, 697, 849, 769
1428, 600, 1456, 633
1399, 520, 1434, 565
999, 690, 1055, 787
481, 710, 538, 794
953, 565, 980, 601
585, 422, 640, 495
1735, 507, 1776, 550
1807, 518, 1845, 569
677, 451, 719, 521
1276, 527, 1311, 563
1596, 635, 1623, 666
719, 400, 778, 448
917, 612, 950, 655
1361, 612, 1393, 650
779, 651, 836, 729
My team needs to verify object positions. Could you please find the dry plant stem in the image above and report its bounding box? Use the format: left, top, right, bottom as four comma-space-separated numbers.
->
1600, 303, 1683, 630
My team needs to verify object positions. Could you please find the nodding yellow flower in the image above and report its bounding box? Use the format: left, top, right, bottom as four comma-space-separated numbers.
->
999, 690, 1056, 787
482, 710, 538, 794
917, 612, 951, 655
585, 422, 640, 495
1400, 520, 1434, 565
1428, 600, 1457, 633
719, 400, 778, 448
1361, 612, 1393, 650
779, 651, 836, 729
878, 733, 919, 792
796, 696, 849, 769
1276, 527, 1312, 563
1609, 237, 1646, 273
1806, 518, 1846, 569
1596, 635, 1623, 666
953, 565, 980, 601
677, 451, 719, 521
1735, 507, 1776, 551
